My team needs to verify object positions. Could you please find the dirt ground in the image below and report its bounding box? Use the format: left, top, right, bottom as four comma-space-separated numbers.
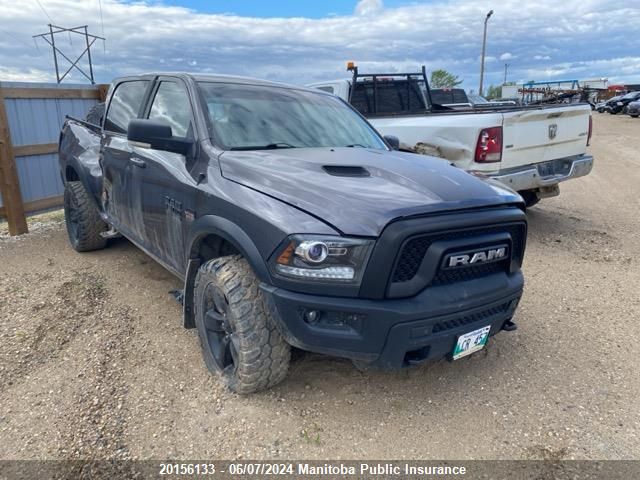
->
0, 114, 638, 461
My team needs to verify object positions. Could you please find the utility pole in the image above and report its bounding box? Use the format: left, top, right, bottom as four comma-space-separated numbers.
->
504, 63, 509, 85
33, 25, 104, 84
479, 9, 493, 97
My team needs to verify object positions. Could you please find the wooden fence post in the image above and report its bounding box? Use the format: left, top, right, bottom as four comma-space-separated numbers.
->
0, 87, 28, 235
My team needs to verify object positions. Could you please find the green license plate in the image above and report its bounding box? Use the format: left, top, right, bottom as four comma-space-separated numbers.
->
453, 325, 491, 360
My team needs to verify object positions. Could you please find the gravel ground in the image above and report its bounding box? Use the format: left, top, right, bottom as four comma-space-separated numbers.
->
0, 113, 638, 461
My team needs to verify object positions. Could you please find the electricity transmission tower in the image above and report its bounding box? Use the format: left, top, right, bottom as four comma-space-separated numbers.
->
33, 24, 105, 84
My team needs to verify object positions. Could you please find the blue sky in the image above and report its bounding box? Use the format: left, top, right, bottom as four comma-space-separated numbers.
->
160, 0, 413, 17
0, 0, 638, 89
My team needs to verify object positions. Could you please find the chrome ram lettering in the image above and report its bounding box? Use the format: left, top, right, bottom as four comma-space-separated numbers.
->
447, 247, 507, 267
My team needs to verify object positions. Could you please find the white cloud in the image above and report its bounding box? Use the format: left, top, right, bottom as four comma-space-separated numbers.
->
355, 0, 384, 16
0, 0, 637, 89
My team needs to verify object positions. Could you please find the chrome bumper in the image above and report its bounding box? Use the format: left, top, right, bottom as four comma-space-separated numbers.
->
491, 155, 593, 192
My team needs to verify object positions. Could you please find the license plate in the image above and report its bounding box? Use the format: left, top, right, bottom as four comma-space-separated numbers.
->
617, 102, 624, 106
453, 325, 491, 360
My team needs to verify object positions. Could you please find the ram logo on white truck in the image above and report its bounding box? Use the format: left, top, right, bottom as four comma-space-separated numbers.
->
308, 65, 593, 207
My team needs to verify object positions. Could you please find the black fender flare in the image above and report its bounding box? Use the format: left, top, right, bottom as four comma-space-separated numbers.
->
182, 215, 272, 328
60, 156, 103, 210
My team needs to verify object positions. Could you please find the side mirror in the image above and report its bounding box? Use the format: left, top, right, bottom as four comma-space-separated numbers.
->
127, 119, 192, 155
384, 135, 400, 150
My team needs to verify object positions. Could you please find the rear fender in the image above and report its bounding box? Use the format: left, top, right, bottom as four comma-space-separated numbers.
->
59, 120, 103, 208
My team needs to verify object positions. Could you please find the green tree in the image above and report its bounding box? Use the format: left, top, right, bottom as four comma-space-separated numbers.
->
485, 84, 502, 100
430, 69, 463, 88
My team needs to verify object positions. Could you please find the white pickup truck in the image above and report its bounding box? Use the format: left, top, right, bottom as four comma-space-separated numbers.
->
308, 66, 593, 207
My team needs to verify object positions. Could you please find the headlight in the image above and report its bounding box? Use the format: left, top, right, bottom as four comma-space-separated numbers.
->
271, 235, 374, 284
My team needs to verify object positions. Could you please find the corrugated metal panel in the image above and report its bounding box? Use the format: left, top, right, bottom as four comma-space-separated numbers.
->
15, 153, 63, 203
5, 98, 98, 146
0, 82, 100, 211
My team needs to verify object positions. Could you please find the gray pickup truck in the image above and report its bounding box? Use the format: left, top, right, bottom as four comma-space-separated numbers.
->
59, 73, 527, 393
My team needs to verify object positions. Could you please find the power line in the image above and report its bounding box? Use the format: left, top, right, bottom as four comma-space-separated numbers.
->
97, 0, 106, 52
97, 0, 105, 37
0, 28, 36, 49
34, 0, 55, 24
33, 25, 105, 84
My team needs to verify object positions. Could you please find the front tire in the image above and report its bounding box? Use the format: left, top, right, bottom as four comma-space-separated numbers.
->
194, 255, 290, 394
64, 181, 108, 252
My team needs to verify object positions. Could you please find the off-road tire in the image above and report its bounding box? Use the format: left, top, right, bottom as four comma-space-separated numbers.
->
64, 181, 108, 252
194, 255, 290, 394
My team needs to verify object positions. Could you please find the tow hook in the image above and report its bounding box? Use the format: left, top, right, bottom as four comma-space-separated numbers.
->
502, 319, 517, 332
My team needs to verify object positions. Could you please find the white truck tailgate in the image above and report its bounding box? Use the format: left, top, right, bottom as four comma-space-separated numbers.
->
501, 104, 591, 169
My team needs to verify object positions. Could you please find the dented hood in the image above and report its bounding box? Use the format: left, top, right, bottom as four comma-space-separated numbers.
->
219, 147, 521, 236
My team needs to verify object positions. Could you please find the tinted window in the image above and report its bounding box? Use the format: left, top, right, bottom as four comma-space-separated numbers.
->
316, 86, 334, 94
468, 93, 489, 104
199, 83, 386, 150
148, 81, 192, 138
351, 79, 427, 115
104, 80, 149, 133
431, 89, 468, 105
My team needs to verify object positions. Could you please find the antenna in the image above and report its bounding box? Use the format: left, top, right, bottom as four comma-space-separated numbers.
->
33, 24, 105, 84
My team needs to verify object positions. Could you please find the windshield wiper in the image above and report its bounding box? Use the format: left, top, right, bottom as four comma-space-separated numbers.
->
345, 144, 366, 148
230, 143, 297, 151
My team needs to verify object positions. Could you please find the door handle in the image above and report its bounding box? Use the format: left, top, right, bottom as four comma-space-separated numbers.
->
130, 157, 146, 168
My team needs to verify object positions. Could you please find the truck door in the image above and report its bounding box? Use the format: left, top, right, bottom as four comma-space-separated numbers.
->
129, 78, 198, 275
101, 79, 150, 241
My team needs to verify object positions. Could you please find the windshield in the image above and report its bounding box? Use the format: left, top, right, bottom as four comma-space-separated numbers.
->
622, 92, 640, 100
198, 82, 387, 150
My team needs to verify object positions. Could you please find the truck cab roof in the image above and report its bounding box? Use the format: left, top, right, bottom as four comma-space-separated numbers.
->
112, 72, 324, 94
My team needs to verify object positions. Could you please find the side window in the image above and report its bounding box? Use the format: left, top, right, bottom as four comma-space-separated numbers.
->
148, 81, 192, 138
104, 80, 149, 134
452, 89, 469, 104
317, 86, 334, 94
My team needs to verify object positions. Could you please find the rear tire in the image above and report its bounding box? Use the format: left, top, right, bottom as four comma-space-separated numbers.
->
194, 255, 290, 394
63, 181, 108, 252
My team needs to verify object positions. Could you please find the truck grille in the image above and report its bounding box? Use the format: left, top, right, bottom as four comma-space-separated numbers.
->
431, 301, 512, 334
391, 223, 526, 284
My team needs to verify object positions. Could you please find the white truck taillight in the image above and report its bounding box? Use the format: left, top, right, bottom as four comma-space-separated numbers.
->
587, 115, 593, 146
475, 126, 503, 163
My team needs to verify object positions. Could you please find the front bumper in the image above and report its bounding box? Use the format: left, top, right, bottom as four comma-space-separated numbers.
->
261, 271, 523, 369
490, 154, 593, 193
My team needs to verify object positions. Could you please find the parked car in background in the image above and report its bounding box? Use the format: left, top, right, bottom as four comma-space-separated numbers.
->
628, 100, 640, 118
603, 95, 623, 113
607, 91, 640, 114
309, 65, 594, 208
58, 72, 528, 393
595, 101, 608, 113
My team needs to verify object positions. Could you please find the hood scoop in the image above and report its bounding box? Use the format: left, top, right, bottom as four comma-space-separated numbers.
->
322, 165, 370, 177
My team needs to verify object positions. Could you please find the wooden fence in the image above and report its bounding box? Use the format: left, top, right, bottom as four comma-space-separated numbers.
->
0, 82, 107, 235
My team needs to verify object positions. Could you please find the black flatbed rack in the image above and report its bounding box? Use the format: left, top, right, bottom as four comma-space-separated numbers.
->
347, 64, 434, 112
